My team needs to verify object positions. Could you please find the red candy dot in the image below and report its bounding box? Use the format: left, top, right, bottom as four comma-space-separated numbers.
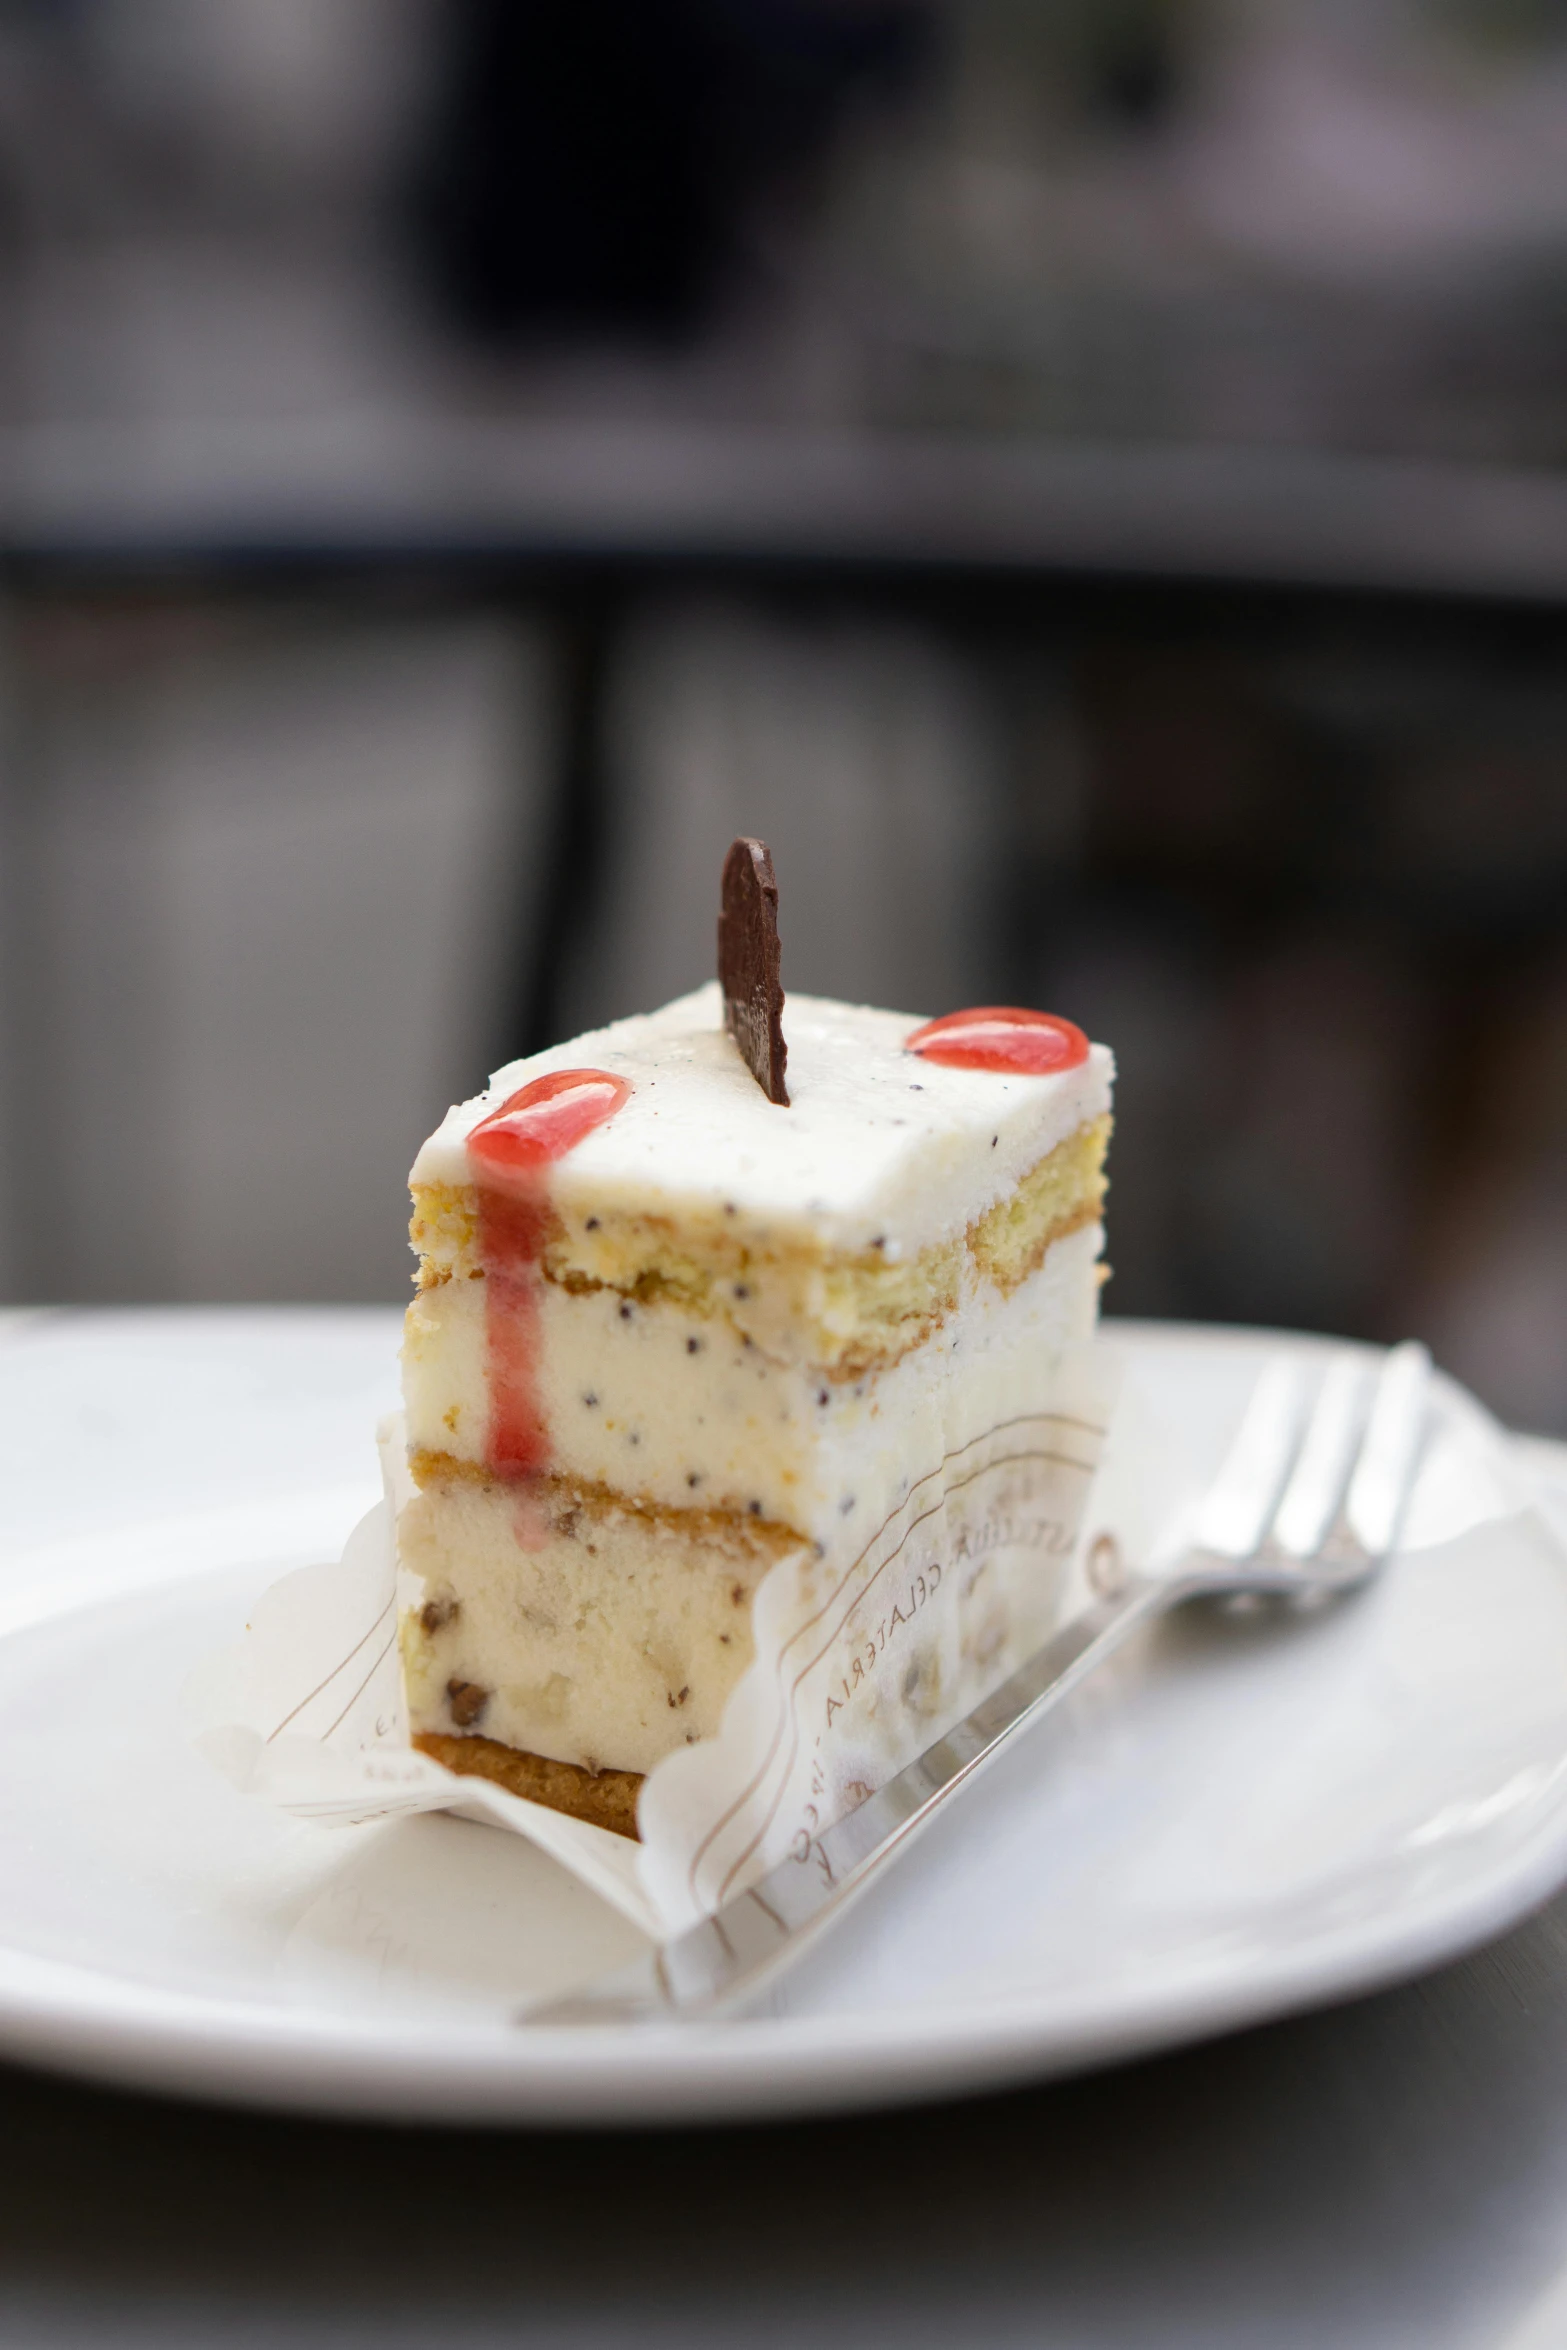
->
468, 1067, 631, 1179
906, 1006, 1089, 1077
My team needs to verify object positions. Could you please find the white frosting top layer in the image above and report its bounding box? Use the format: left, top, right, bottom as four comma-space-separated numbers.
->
410, 982, 1113, 1258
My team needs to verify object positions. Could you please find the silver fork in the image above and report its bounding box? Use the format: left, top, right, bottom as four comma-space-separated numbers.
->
527, 1340, 1431, 2027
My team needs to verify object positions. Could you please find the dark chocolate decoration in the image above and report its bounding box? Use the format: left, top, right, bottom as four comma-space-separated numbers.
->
718, 836, 789, 1105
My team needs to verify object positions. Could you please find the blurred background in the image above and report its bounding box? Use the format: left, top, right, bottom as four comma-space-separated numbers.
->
1, 0, 1566, 1427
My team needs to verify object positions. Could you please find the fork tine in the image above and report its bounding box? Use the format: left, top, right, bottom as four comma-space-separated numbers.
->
1269, 1352, 1371, 1558
1344, 1341, 1431, 1559
1192, 1357, 1306, 1558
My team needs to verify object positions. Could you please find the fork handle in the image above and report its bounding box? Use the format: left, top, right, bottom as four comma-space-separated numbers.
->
527, 1573, 1173, 2027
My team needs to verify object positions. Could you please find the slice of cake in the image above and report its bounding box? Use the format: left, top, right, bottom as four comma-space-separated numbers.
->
396, 840, 1112, 1850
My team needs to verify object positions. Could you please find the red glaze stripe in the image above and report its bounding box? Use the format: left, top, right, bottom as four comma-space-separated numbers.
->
906, 1006, 1089, 1076
467, 1068, 631, 1479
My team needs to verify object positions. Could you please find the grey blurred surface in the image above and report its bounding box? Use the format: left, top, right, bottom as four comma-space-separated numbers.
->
3, 1895, 1567, 2346
0, 599, 545, 1304
6, 421, 1567, 598
568, 601, 1003, 1033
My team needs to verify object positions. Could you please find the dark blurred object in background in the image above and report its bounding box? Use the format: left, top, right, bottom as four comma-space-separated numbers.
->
0, 0, 1564, 456
407, 0, 930, 347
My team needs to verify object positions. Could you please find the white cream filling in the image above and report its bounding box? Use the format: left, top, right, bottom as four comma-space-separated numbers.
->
403, 1221, 1102, 1542
399, 1478, 780, 1777
399, 1228, 1104, 1776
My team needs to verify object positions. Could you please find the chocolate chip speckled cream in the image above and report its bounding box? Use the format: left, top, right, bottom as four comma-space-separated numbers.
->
397, 975, 1113, 1844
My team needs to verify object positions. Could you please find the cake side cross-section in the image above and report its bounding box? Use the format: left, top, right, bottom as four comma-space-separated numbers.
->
397, 981, 1113, 1837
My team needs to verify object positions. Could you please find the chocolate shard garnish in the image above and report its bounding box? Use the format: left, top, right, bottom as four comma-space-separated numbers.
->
718, 836, 789, 1106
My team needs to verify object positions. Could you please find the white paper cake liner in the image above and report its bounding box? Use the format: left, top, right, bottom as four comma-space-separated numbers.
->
186, 1334, 1532, 1944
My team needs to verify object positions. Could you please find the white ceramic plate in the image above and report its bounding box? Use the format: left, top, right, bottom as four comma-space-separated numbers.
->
5, 1307, 1567, 2128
